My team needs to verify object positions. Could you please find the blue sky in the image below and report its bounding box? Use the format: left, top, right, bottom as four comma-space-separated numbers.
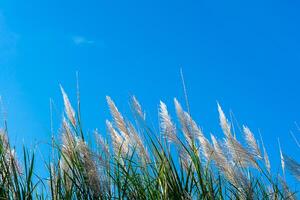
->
0, 0, 300, 181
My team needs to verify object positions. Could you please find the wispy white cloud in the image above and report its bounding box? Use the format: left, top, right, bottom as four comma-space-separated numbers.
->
72, 36, 95, 45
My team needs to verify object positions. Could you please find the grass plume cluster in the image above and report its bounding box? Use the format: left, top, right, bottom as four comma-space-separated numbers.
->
0, 86, 298, 199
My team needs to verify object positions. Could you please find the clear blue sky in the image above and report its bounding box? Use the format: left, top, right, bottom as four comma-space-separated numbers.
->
0, 0, 300, 180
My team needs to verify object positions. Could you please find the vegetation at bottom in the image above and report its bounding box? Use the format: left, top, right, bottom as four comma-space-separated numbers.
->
0, 86, 299, 199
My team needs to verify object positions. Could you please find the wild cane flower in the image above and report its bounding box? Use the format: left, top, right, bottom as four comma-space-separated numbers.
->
192, 122, 213, 161
159, 99, 191, 169
127, 122, 150, 162
131, 96, 146, 120
225, 135, 259, 169
106, 96, 130, 142
168, 99, 210, 166
107, 96, 148, 160
182, 110, 213, 159
0, 131, 21, 174
93, 133, 111, 196
60, 86, 76, 127
106, 120, 128, 156
61, 118, 75, 158
217, 103, 231, 137
278, 138, 285, 177
263, 146, 271, 173
75, 139, 101, 198
197, 134, 214, 161
159, 101, 177, 144
174, 98, 193, 146
179, 147, 192, 170
218, 104, 258, 169
60, 118, 76, 191
61, 118, 102, 198
283, 155, 300, 181
243, 126, 262, 159
94, 131, 110, 169
210, 134, 245, 188
211, 135, 227, 170
260, 133, 271, 173
168, 99, 210, 160
94, 130, 110, 157
279, 177, 296, 200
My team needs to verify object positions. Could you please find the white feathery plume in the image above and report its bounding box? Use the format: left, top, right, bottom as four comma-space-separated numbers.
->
197, 133, 214, 161
184, 112, 207, 155
178, 146, 192, 171
94, 130, 110, 168
127, 122, 150, 162
279, 177, 296, 199
75, 138, 101, 198
0, 130, 21, 174
259, 132, 271, 173
209, 134, 244, 187
187, 114, 203, 138
60, 119, 76, 191
60, 85, 76, 127
59, 159, 72, 191
217, 103, 231, 137
132, 96, 146, 120
94, 130, 110, 157
264, 146, 271, 173
225, 136, 259, 169
278, 138, 285, 177
210, 134, 228, 170
174, 98, 193, 146
106, 96, 130, 142
61, 117, 75, 158
106, 120, 128, 155
283, 155, 300, 181
290, 131, 300, 148
91, 132, 112, 195
159, 101, 177, 144
183, 110, 203, 141
9, 148, 21, 174
243, 126, 262, 159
